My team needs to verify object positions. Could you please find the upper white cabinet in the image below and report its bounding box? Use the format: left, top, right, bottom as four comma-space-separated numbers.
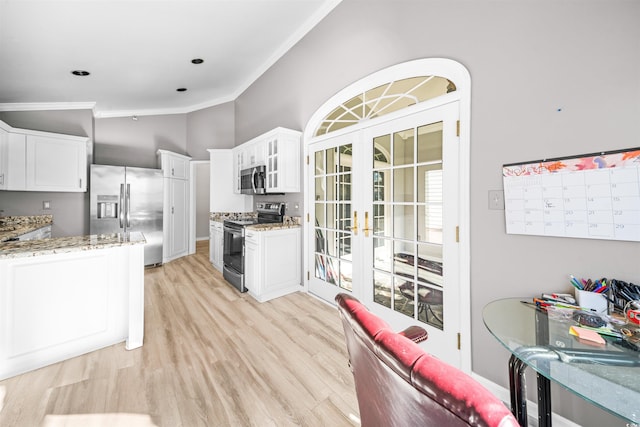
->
0, 120, 88, 192
232, 127, 301, 194
208, 149, 252, 211
157, 150, 191, 263
26, 134, 87, 192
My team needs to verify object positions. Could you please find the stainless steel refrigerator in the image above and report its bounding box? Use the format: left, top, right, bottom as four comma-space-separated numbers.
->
90, 164, 163, 266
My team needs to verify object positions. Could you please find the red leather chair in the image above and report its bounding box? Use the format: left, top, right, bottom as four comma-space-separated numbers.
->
335, 293, 519, 427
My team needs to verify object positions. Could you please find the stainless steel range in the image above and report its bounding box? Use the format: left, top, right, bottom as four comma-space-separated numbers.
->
222, 202, 285, 292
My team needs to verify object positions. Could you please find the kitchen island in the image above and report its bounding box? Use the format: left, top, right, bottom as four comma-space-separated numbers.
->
0, 232, 145, 380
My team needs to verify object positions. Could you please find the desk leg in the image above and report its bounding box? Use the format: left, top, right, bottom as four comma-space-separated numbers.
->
537, 373, 552, 427
508, 354, 528, 426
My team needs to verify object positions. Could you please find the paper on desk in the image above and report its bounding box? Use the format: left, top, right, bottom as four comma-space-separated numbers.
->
569, 325, 606, 345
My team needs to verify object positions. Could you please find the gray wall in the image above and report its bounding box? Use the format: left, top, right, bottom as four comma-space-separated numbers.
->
187, 101, 235, 159
233, 1, 640, 425
194, 161, 210, 239
0, 109, 94, 236
94, 114, 188, 168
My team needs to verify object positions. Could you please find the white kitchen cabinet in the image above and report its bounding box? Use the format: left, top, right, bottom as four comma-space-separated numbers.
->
244, 226, 301, 303
158, 150, 191, 263
209, 220, 223, 272
157, 149, 190, 180
234, 127, 301, 194
0, 120, 88, 192
208, 149, 252, 211
26, 134, 87, 192
264, 128, 301, 193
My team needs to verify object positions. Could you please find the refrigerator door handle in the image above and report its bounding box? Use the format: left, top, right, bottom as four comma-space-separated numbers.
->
119, 183, 125, 229
126, 183, 131, 228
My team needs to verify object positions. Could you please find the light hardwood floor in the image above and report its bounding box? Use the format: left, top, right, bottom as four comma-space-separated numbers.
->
0, 241, 359, 427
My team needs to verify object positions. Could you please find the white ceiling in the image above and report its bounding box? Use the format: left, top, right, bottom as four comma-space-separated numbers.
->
0, 0, 341, 118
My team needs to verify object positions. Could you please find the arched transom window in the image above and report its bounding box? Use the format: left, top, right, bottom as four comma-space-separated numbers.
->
314, 76, 456, 137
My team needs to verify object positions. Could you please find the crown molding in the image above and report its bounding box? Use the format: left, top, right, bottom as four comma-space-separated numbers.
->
0, 102, 96, 112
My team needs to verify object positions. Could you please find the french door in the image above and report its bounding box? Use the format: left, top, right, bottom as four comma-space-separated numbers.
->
308, 101, 460, 364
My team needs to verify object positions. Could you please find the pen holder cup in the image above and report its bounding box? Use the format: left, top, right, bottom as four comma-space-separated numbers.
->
575, 289, 608, 315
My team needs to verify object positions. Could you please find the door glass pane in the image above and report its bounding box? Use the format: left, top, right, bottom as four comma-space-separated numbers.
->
393, 167, 414, 202
393, 205, 414, 240
327, 202, 336, 227
373, 204, 390, 236
393, 240, 414, 279
373, 170, 387, 202
417, 205, 442, 244
339, 260, 352, 290
393, 129, 414, 166
315, 177, 325, 201
339, 232, 351, 259
395, 277, 414, 318
417, 122, 443, 163
327, 148, 337, 173
373, 135, 391, 166
315, 151, 325, 175
326, 230, 337, 257
417, 284, 443, 328
315, 203, 325, 228
374, 271, 392, 308
326, 175, 336, 200
373, 237, 392, 272
416, 243, 443, 286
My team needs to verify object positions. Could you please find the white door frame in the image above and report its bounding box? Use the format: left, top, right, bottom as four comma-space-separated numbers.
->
302, 58, 472, 372
189, 159, 210, 254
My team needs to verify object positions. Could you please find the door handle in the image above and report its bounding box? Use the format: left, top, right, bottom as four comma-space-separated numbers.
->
363, 211, 372, 237
125, 184, 131, 228
347, 211, 358, 235
119, 184, 125, 229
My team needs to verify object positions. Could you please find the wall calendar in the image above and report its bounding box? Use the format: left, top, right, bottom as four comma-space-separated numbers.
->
502, 147, 640, 242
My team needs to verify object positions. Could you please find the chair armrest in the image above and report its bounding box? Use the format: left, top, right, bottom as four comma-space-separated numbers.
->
399, 325, 428, 343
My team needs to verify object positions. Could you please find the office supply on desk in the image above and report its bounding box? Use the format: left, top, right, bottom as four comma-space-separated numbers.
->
484, 298, 640, 427
569, 325, 606, 345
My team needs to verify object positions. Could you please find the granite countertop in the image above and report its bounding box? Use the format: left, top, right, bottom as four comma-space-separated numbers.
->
0, 215, 53, 242
209, 212, 301, 231
246, 222, 301, 231
0, 232, 146, 260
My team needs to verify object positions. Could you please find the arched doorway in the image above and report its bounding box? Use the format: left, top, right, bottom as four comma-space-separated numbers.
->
303, 58, 471, 370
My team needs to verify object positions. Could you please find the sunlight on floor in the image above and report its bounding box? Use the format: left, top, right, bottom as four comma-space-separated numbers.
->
42, 413, 158, 427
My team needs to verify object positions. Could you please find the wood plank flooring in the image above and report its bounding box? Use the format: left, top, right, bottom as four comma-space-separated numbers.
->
0, 241, 359, 426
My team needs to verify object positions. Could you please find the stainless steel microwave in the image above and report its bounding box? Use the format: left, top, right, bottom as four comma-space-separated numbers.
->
240, 165, 266, 195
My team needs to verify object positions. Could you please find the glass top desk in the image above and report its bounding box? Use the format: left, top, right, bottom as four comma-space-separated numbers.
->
483, 298, 640, 427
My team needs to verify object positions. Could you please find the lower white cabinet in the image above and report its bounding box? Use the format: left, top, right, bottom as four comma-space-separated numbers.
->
244, 227, 301, 303
209, 220, 223, 272
163, 177, 189, 262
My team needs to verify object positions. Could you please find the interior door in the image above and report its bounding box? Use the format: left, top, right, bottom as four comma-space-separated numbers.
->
308, 130, 363, 303
363, 102, 461, 364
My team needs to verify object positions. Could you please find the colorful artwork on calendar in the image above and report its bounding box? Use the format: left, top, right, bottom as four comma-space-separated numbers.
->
502, 147, 640, 242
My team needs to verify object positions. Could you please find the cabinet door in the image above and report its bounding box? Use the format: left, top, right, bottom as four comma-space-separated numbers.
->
4, 132, 27, 190
168, 155, 189, 180
0, 128, 7, 189
168, 178, 189, 259
244, 231, 260, 293
26, 134, 87, 192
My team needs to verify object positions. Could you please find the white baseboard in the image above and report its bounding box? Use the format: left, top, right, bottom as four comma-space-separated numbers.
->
471, 372, 581, 427
196, 237, 209, 242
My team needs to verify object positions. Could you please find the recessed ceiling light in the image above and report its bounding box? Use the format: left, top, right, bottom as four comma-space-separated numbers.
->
71, 70, 90, 76
176, 88, 187, 92
191, 58, 204, 64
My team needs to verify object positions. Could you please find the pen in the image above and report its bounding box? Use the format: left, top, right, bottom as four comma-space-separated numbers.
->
569, 275, 583, 290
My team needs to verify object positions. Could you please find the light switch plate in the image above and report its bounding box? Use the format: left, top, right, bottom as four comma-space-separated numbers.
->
488, 190, 504, 210
43, 201, 51, 210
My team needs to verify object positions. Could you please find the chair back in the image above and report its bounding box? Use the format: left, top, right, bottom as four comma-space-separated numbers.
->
335, 293, 519, 427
